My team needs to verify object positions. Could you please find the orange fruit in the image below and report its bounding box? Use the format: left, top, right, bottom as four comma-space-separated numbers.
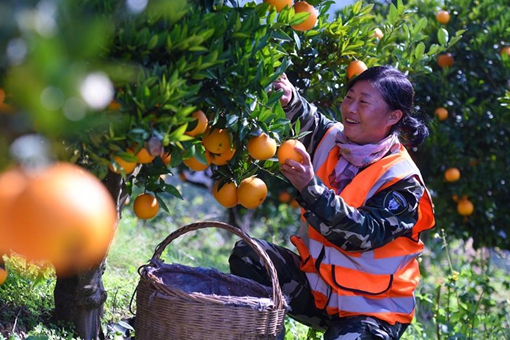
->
0, 261, 7, 285
291, 1, 318, 32
183, 151, 212, 171
237, 177, 268, 209
6, 162, 117, 276
161, 152, 172, 166
133, 193, 159, 219
109, 150, 138, 174
436, 10, 450, 24
212, 181, 238, 208
202, 128, 231, 154
0, 167, 28, 251
0, 88, 5, 103
135, 147, 155, 164
457, 197, 474, 216
278, 191, 292, 203
290, 198, 300, 208
444, 167, 461, 182
277, 139, 306, 164
374, 28, 384, 39
434, 107, 448, 121
264, 0, 293, 12
185, 110, 209, 137
346, 60, 368, 79
211, 147, 236, 166
500, 46, 510, 57
247, 133, 277, 160
437, 53, 454, 68
107, 100, 121, 111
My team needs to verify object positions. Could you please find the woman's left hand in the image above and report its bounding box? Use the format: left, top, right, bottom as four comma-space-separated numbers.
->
280, 147, 315, 193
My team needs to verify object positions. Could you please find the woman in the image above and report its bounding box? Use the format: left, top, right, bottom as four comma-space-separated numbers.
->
229, 66, 435, 340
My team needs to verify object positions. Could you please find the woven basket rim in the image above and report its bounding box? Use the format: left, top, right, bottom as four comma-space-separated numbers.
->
137, 221, 287, 310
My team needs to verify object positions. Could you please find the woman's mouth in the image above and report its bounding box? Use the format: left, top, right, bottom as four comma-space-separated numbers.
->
345, 118, 359, 124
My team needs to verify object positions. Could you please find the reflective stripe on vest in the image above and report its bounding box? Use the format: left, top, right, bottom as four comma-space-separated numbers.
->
293, 125, 435, 325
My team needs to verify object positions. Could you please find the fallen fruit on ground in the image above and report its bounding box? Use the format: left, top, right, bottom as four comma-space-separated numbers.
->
133, 193, 160, 219
213, 181, 238, 208
237, 177, 268, 209
277, 139, 306, 164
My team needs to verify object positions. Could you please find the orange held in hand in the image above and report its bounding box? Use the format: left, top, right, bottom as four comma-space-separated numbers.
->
277, 139, 306, 164
0, 162, 117, 277
291, 1, 318, 32
133, 193, 160, 219
248, 133, 277, 161
237, 177, 268, 209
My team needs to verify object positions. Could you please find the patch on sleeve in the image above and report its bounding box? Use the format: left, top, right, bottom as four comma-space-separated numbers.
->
383, 191, 408, 215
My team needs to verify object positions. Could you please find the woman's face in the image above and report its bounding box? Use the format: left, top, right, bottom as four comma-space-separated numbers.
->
340, 80, 402, 144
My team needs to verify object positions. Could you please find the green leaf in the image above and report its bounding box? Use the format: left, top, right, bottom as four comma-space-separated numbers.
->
415, 42, 425, 60
388, 4, 398, 25
438, 28, 449, 45
147, 35, 158, 50
164, 184, 183, 200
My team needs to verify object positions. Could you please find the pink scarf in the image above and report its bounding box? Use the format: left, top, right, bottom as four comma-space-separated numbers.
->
329, 131, 401, 193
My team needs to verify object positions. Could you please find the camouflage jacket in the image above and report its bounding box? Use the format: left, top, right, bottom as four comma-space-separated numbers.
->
283, 90, 427, 252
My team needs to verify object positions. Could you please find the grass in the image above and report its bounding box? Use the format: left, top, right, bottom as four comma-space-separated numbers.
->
1, 178, 510, 339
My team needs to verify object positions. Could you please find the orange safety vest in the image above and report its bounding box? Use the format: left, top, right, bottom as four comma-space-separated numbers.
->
291, 124, 435, 325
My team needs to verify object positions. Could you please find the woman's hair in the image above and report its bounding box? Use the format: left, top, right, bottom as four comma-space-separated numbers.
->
346, 65, 430, 147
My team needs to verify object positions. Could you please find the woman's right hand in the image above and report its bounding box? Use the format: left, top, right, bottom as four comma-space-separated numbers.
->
272, 73, 294, 107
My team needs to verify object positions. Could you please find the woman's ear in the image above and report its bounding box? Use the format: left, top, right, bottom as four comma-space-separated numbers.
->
388, 109, 403, 125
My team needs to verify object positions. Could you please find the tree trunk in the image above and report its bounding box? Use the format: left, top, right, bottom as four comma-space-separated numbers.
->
53, 170, 128, 340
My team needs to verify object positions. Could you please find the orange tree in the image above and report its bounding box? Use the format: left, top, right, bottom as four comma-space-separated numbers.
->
369, 0, 510, 250
0, 0, 463, 337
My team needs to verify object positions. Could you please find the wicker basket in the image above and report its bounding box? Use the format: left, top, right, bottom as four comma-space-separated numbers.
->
134, 221, 288, 340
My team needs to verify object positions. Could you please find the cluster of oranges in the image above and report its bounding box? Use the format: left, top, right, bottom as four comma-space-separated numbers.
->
0, 163, 117, 277
184, 109, 306, 209
263, 0, 318, 32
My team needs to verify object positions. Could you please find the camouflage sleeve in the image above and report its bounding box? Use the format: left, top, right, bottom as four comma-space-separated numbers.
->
297, 175, 424, 251
283, 89, 335, 156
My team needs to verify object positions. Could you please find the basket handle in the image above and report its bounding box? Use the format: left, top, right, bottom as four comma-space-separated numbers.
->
149, 221, 285, 310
